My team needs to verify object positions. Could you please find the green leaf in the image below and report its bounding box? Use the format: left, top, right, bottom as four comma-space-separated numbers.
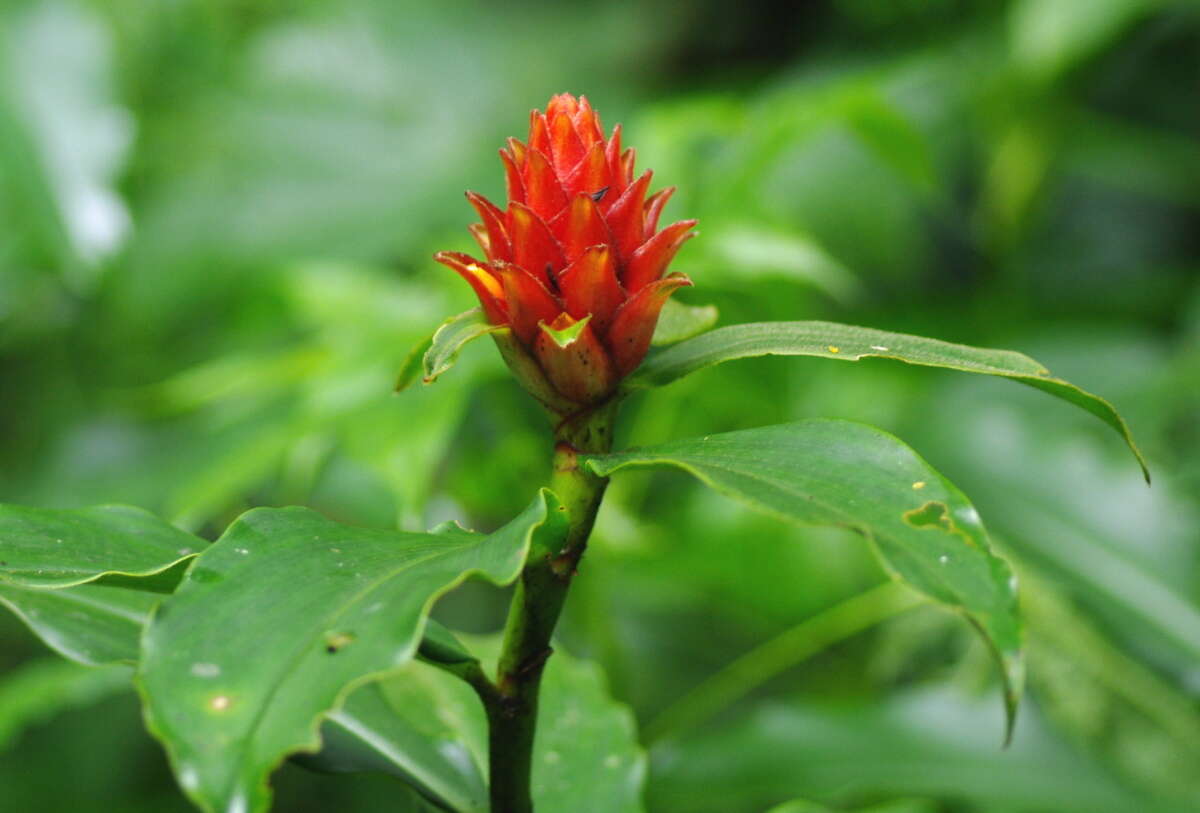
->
1010, 0, 1156, 82
302, 681, 488, 813
311, 636, 646, 812
0, 658, 131, 752
586, 419, 1023, 739
651, 299, 719, 347
0, 582, 158, 665
395, 334, 436, 392
706, 226, 861, 304
417, 619, 477, 667
0, 658, 131, 746
649, 689, 1150, 813
0, 503, 202, 590
137, 490, 568, 813
625, 321, 1149, 481
514, 640, 646, 811
396, 308, 503, 392
539, 313, 593, 347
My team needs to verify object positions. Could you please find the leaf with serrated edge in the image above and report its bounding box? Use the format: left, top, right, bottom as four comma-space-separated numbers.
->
624, 321, 1148, 482
586, 420, 1023, 741
0, 503, 202, 590
137, 489, 568, 813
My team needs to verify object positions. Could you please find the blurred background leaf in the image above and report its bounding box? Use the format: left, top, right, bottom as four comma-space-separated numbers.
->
1, 0, 1197, 810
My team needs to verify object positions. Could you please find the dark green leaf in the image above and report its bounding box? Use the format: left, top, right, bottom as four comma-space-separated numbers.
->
0, 658, 131, 752
314, 635, 646, 813
303, 681, 487, 813
625, 321, 1148, 481
137, 490, 567, 813
417, 619, 477, 667
649, 689, 1151, 813
0, 503, 201, 590
586, 420, 1023, 739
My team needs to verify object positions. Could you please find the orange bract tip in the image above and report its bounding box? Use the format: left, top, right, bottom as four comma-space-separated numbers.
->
607, 274, 692, 376
506, 202, 565, 285
549, 109, 586, 177
522, 147, 568, 221
433, 251, 508, 325
559, 244, 624, 335
553, 193, 613, 265
605, 170, 653, 261
624, 219, 697, 293
643, 186, 676, 236
466, 191, 511, 263
528, 111, 552, 157
546, 93, 580, 119
563, 140, 610, 202
495, 262, 563, 345
500, 147, 525, 205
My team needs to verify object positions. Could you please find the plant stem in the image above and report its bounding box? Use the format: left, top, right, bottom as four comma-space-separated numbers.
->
482, 404, 615, 812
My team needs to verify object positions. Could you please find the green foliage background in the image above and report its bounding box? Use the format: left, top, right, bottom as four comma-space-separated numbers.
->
1, 0, 1197, 810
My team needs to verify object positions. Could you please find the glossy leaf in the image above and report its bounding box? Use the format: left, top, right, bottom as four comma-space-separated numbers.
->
137, 490, 567, 813
0, 503, 201, 590
586, 419, 1023, 738
1, 549, 493, 811
650, 299, 719, 347
304, 681, 487, 813
0, 582, 158, 665
625, 321, 1148, 481
311, 636, 646, 812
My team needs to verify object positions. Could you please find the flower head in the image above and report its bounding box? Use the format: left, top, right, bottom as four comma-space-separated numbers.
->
435, 93, 696, 409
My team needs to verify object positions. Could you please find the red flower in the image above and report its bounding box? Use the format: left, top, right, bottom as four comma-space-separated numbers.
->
435, 93, 696, 409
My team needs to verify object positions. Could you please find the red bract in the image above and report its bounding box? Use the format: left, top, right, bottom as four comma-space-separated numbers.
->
435, 93, 696, 410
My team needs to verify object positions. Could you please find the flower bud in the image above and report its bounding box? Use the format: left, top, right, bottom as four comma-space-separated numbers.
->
435, 93, 696, 411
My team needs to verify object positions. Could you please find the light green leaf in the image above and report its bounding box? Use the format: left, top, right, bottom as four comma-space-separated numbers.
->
0, 582, 158, 665
651, 299, 720, 347
586, 420, 1023, 738
624, 321, 1148, 481
0, 503, 202, 590
706, 226, 861, 304
1010, 0, 1157, 82
137, 490, 568, 813
397, 308, 503, 392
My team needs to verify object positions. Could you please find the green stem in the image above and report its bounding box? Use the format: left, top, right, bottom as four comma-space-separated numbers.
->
481, 403, 615, 812
642, 581, 922, 743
